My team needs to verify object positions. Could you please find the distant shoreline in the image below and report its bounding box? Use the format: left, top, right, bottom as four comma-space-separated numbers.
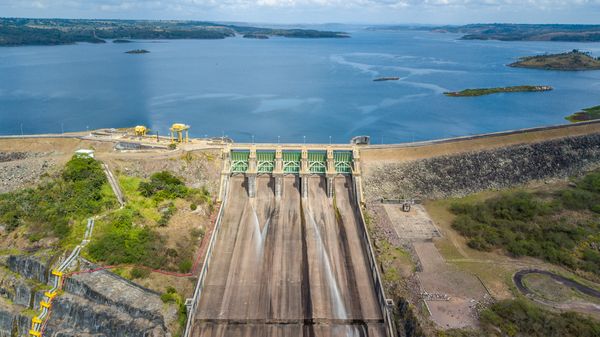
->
0, 17, 350, 47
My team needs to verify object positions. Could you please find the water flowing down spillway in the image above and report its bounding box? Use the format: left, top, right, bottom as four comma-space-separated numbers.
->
304, 204, 347, 319
192, 176, 386, 337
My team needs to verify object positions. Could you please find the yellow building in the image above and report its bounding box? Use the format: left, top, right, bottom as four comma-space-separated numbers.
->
134, 125, 148, 136
170, 123, 190, 143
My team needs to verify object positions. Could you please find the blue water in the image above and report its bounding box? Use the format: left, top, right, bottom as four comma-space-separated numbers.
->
1, 28, 600, 143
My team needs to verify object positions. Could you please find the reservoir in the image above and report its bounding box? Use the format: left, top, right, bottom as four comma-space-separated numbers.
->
1, 28, 600, 143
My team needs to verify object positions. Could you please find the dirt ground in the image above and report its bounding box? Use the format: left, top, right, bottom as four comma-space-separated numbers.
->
360, 121, 600, 170
373, 202, 488, 330
383, 204, 440, 241
413, 241, 487, 329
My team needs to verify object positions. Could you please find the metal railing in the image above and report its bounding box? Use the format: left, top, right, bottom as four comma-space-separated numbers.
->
30, 218, 95, 337
352, 176, 397, 337
183, 175, 229, 337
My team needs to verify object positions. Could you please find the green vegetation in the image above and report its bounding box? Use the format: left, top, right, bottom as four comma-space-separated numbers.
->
0, 156, 115, 241
158, 202, 177, 227
87, 171, 211, 271
425, 24, 600, 42
0, 18, 348, 46
130, 267, 151, 279
139, 171, 189, 200
160, 287, 188, 337
480, 298, 600, 336
449, 171, 600, 276
566, 105, 600, 123
125, 49, 149, 54
88, 207, 166, 268
444, 86, 552, 97
509, 50, 600, 71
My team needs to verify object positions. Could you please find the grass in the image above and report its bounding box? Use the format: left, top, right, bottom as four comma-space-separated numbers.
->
566, 105, 600, 123
84, 171, 212, 272
448, 170, 600, 279
522, 272, 600, 305
480, 298, 600, 337
444, 85, 552, 97
119, 175, 161, 222
0, 156, 117, 244
160, 287, 188, 337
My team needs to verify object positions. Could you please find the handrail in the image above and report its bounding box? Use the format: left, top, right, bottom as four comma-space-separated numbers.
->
30, 218, 95, 336
183, 175, 229, 337
352, 175, 397, 337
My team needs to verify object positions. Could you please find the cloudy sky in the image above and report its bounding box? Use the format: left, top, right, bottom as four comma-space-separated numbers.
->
1, 0, 600, 24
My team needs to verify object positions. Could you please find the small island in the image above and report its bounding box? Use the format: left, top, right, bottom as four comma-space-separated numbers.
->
125, 49, 150, 54
509, 50, 600, 71
444, 85, 553, 97
373, 77, 400, 82
566, 105, 600, 122
113, 39, 133, 43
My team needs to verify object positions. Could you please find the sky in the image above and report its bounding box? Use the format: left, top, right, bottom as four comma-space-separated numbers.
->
1, 0, 600, 24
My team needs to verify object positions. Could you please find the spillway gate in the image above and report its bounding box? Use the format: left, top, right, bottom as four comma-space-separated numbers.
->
221, 145, 361, 200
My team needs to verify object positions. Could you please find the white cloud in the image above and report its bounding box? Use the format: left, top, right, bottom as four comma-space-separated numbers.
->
2, 0, 600, 23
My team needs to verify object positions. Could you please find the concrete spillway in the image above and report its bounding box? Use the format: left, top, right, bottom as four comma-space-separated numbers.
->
191, 176, 386, 337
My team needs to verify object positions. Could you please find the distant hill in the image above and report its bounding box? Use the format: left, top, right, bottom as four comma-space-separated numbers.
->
509, 50, 600, 71
371, 24, 600, 42
0, 18, 349, 46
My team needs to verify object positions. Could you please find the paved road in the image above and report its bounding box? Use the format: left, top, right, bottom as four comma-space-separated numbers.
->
191, 175, 385, 337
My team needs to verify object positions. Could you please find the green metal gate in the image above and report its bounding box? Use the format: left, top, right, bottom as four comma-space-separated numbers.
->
282, 151, 301, 174
334, 151, 353, 174
257, 151, 275, 174
231, 151, 249, 174
308, 151, 327, 174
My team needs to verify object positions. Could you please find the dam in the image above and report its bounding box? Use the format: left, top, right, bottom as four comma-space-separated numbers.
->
186, 145, 394, 337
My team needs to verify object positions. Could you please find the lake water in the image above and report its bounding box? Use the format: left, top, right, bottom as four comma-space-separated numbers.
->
1, 28, 600, 143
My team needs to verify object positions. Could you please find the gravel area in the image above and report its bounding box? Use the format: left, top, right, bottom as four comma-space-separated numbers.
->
364, 133, 600, 201
0, 152, 57, 194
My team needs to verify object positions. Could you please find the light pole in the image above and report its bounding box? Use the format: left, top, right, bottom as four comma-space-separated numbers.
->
303, 136, 306, 145
277, 136, 280, 144
329, 136, 332, 145
252, 135, 255, 144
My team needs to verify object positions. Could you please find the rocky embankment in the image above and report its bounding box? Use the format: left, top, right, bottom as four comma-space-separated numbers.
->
0, 254, 176, 337
0, 152, 56, 194
364, 133, 600, 200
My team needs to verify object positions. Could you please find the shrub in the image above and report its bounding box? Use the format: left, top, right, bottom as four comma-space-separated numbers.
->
449, 171, 600, 276
481, 298, 600, 337
158, 202, 176, 227
178, 259, 193, 273
130, 267, 150, 279
88, 207, 167, 269
138, 171, 188, 200
560, 189, 597, 210
0, 156, 114, 239
190, 203, 197, 211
